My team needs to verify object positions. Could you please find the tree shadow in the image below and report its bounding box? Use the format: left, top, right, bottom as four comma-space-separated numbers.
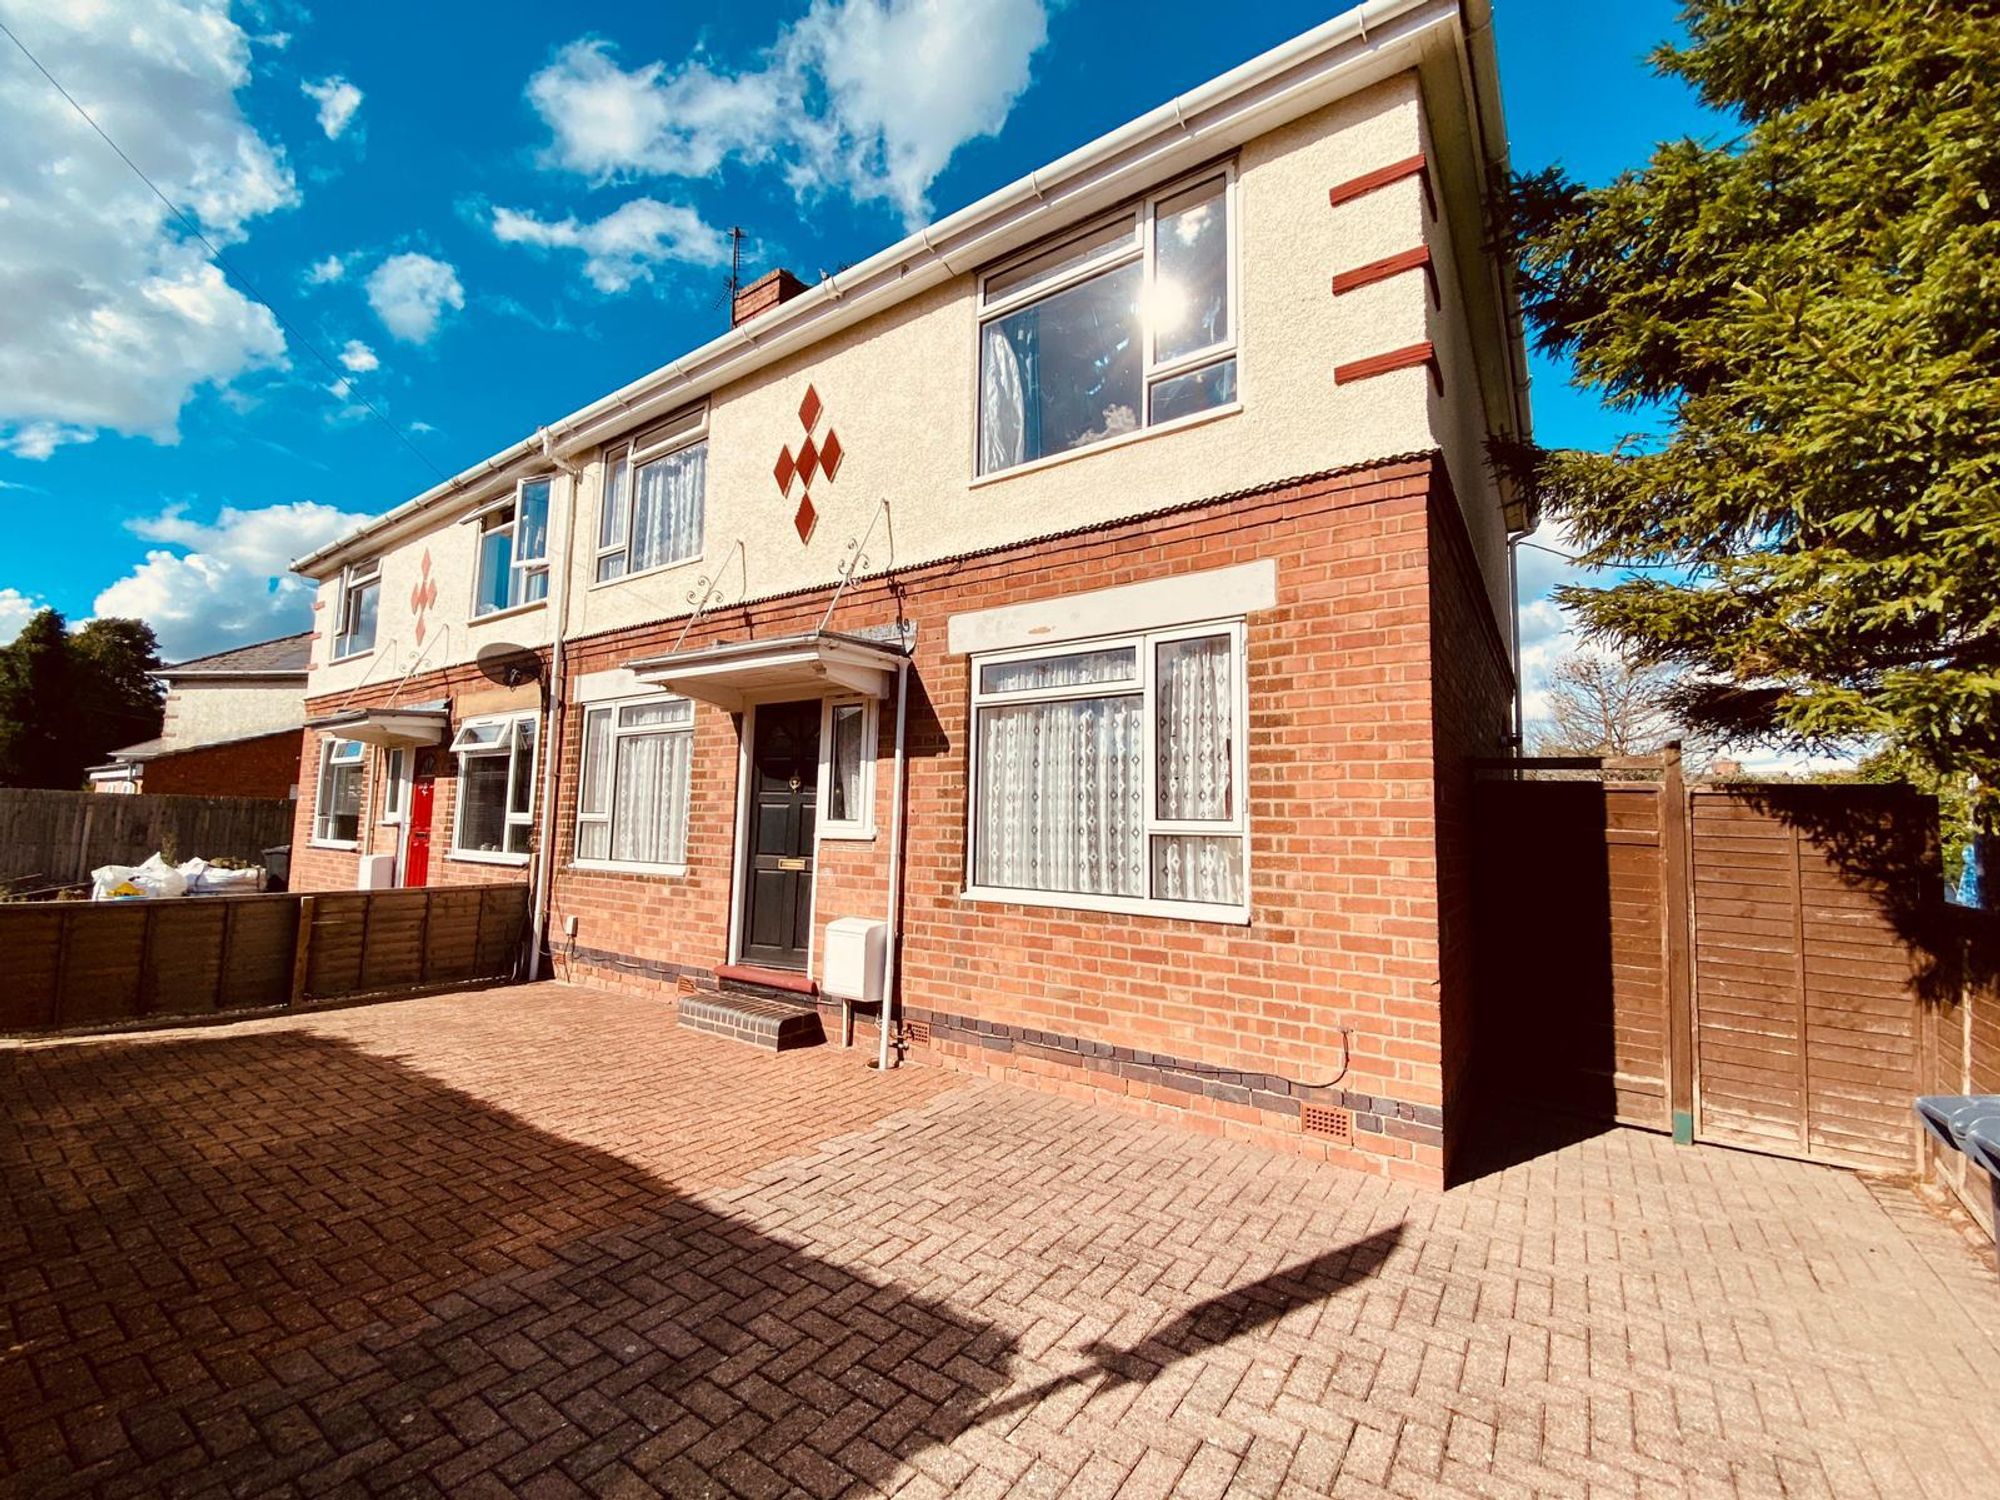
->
0, 1029, 1400, 1496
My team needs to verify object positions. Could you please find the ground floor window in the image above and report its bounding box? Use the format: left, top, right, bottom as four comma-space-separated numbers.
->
819, 697, 876, 838
968, 621, 1247, 918
313, 738, 364, 846
451, 714, 536, 860
574, 696, 694, 869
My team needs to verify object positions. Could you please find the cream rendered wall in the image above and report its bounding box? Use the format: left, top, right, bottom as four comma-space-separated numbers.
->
565, 75, 1435, 643
159, 679, 304, 748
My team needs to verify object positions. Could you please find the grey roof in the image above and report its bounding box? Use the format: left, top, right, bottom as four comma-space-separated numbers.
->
161, 631, 312, 678
107, 723, 306, 762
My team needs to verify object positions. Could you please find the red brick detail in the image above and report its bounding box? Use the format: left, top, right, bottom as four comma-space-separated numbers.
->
796, 433, 820, 486
716, 964, 817, 996
1328, 152, 1435, 217
136, 729, 306, 801
798, 384, 822, 432
1331, 245, 1436, 303
1334, 341, 1441, 393
794, 494, 818, 543
774, 446, 796, 496
819, 428, 843, 479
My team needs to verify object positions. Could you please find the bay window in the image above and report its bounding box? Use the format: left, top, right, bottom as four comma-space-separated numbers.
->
312, 738, 364, 846
451, 714, 536, 860
595, 406, 707, 582
333, 560, 380, 658
978, 168, 1236, 476
474, 478, 551, 616
967, 622, 1248, 919
574, 696, 695, 869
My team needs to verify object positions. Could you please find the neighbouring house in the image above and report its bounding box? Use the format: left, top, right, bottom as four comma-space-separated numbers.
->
287, 0, 1531, 1187
89, 633, 310, 800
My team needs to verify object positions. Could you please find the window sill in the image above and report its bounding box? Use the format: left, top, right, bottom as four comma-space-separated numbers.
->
448, 850, 530, 867
969, 400, 1242, 489
819, 826, 876, 843
569, 859, 691, 878
959, 884, 1250, 926
586, 550, 704, 594
309, 838, 359, 852
329, 648, 374, 665
469, 600, 546, 626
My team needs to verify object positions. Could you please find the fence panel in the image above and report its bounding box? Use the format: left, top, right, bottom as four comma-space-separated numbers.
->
0, 787, 296, 889
0, 884, 528, 1034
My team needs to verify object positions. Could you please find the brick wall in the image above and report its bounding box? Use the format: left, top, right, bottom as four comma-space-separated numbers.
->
138, 728, 305, 801
545, 451, 1498, 1186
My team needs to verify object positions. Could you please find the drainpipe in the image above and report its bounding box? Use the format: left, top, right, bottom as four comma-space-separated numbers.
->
878, 654, 910, 1071
1507, 530, 1525, 757
528, 429, 581, 981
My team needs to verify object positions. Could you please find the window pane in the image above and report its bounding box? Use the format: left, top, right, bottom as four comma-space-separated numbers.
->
330, 738, 365, 763
975, 696, 1144, 897
984, 213, 1138, 303
477, 526, 513, 615
598, 452, 629, 552
596, 554, 626, 583
512, 566, 549, 610
576, 820, 609, 861
517, 479, 551, 564
979, 258, 1143, 475
619, 699, 692, 729
319, 754, 362, 842
1149, 358, 1237, 425
610, 730, 691, 865
348, 579, 380, 654
829, 704, 865, 823
451, 722, 504, 750
508, 720, 537, 817
979, 646, 1136, 696
579, 708, 611, 816
457, 755, 509, 852
630, 443, 705, 572
383, 749, 404, 815
1152, 177, 1229, 363
1155, 634, 1234, 821
1150, 835, 1244, 904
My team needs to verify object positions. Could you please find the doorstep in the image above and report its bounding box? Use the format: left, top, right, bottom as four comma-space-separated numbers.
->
714, 963, 820, 999
678, 990, 826, 1052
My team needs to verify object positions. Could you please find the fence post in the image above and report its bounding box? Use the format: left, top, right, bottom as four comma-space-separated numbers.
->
1661, 743, 1696, 1144
289, 895, 318, 1008
73, 799, 97, 884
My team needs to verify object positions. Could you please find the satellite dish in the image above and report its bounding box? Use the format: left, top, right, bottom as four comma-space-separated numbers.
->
475, 642, 543, 689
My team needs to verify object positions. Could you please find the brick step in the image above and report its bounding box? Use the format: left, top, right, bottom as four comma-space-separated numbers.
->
677, 992, 825, 1052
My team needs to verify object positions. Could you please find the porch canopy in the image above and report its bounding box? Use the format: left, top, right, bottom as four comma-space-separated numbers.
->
307, 703, 450, 748
627, 630, 905, 711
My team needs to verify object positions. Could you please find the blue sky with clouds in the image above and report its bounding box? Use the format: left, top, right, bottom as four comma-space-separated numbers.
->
0, 0, 1719, 692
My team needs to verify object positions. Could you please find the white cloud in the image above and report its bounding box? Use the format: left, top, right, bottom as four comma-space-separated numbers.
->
306, 254, 347, 284
337, 339, 378, 373
0, 587, 40, 645
302, 75, 364, 140
365, 253, 464, 343
492, 199, 731, 293
93, 500, 378, 660
526, 0, 1051, 227
0, 0, 294, 459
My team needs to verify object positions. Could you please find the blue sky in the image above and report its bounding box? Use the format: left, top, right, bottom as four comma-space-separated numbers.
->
0, 0, 1720, 684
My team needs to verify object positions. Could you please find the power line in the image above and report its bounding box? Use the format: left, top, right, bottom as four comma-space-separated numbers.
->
0, 15, 449, 484
1519, 540, 1685, 572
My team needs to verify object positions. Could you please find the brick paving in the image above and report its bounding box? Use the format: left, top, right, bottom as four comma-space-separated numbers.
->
3, 983, 1997, 1498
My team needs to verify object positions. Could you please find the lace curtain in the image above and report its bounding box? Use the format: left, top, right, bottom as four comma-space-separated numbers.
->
610, 730, 693, 865
631, 443, 705, 572
976, 695, 1144, 897
1155, 635, 1232, 821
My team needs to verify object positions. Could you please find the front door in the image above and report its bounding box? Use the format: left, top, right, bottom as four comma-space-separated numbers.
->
739, 700, 820, 970
403, 748, 437, 888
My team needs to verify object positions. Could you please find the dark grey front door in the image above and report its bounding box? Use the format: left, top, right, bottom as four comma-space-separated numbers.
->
739, 700, 820, 970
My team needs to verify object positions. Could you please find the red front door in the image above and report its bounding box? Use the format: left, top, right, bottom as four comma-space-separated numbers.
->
404, 748, 437, 887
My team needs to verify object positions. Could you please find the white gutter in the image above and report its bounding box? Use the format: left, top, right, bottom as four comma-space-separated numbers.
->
527, 429, 583, 982
879, 656, 910, 1072
291, 0, 1455, 578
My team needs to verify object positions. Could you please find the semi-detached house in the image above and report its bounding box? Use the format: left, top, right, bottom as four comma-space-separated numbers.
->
288, 0, 1531, 1188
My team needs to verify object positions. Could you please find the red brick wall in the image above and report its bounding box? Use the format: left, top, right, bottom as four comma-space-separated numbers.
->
546, 452, 1495, 1186
139, 728, 305, 801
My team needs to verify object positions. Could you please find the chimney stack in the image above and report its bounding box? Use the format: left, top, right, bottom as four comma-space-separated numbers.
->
732, 268, 809, 328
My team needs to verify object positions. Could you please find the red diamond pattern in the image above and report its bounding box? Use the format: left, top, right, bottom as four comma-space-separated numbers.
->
793, 494, 818, 543
798, 385, 822, 432
819, 429, 842, 480
773, 446, 796, 497
796, 434, 819, 486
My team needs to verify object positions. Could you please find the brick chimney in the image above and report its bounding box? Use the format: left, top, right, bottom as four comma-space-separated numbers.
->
732, 268, 809, 327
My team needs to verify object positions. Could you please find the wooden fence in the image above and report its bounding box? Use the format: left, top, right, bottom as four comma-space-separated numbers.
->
0, 787, 297, 889
0, 884, 529, 1034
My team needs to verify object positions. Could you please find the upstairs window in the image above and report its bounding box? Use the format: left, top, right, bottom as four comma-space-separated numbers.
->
333, 561, 380, 658
474, 478, 552, 616
451, 714, 536, 860
313, 738, 364, 846
574, 696, 695, 869
595, 406, 708, 582
978, 168, 1236, 476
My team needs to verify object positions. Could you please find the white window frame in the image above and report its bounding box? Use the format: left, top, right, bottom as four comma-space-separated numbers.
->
572, 693, 697, 875
974, 163, 1240, 481
379, 746, 407, 825
472, 478, 552, 619
449, 712, 536, 865
592, 405, 709, 586
311, 737, 365, 849
963, 619, 1250, 923
817, 696, 877, 840
332, 560, 381, 660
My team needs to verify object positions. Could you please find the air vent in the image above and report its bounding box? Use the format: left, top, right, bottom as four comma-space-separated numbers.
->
1301, 1104, 1354, 1145
904, 1019, 932, 1045
676, 975, 698, 996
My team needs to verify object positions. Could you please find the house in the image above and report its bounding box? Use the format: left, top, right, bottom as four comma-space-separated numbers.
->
89, 632, 310, 799
287, 0, 1529, 1187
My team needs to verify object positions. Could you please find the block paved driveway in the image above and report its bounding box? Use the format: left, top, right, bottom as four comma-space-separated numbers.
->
4, 984, 1998, 1498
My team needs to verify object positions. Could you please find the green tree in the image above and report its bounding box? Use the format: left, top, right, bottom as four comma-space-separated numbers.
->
1499, 0, 2000, 806
0, 609, 163, 789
